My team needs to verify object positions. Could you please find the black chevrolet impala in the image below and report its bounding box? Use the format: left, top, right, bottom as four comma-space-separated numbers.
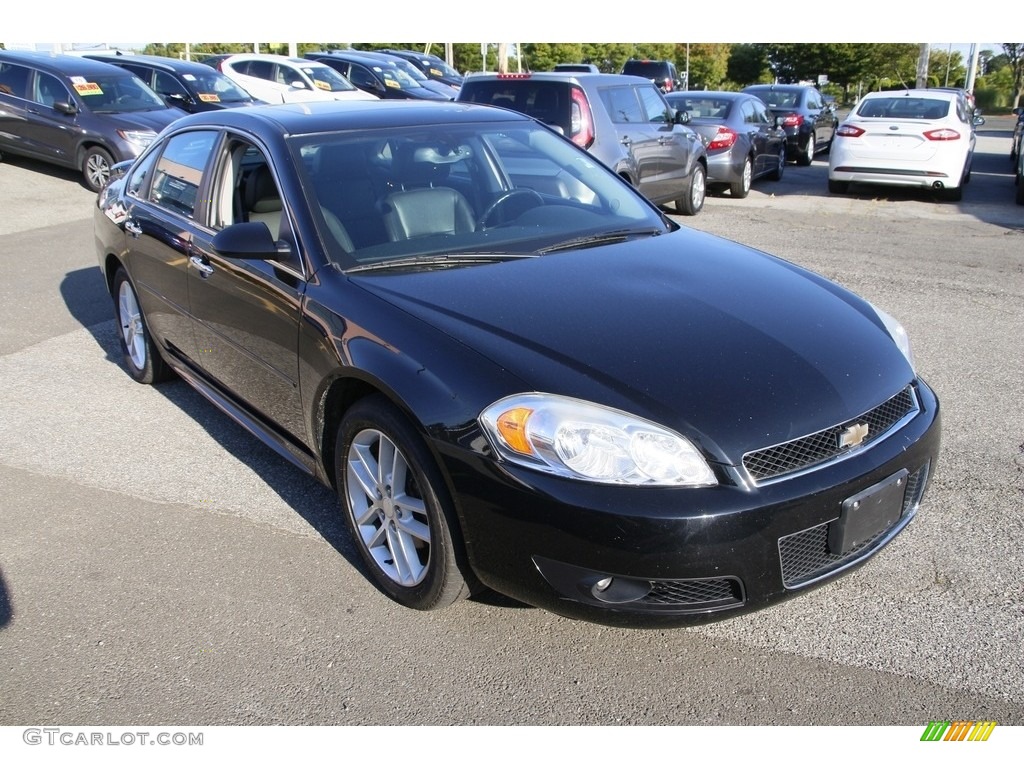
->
94, 101, 940, 627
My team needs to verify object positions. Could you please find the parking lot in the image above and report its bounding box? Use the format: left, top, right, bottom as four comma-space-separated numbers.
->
0, 116, 1022, 726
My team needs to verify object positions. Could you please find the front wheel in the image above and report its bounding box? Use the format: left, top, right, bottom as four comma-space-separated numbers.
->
676, 163, 706, 215
82, 147, 114, 193
730, 157, 752, 198
113, 268, 172, 384
337, 395, 470, 611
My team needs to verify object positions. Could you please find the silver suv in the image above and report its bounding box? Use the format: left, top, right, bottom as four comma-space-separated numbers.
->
457, 72, 707, 215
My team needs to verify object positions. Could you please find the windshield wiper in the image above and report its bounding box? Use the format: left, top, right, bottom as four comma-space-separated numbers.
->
537, 228, 664, 255
346, 253, 537, 274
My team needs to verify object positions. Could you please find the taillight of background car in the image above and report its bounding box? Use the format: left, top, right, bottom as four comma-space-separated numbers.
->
569, 86, 594, 150
836, 125, 865, 138
707, 127, 738, 150
781, 114, 804, 128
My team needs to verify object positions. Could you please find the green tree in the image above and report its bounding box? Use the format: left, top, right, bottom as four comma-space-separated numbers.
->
1003, 44, 1024, 108
727, 44, 772, 86
678, 43, 731, 89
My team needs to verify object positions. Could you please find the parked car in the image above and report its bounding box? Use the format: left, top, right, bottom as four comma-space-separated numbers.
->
213, 53, 376, 104
378, 49, 464, 89
83, 54, 262, 113
355, 50, 457, 99
304, 51, 447, 100
665, 90, 786, 198
457, 72, 707, 214
742, 84, 837, 165
621, 59, 682, 92
1015, 126, 1024, 205
828, 89, 985, 201
0, 50, 187, 191
1010, 106, 1023, 164
94, 100, 939, 627
554, 63, 601, 74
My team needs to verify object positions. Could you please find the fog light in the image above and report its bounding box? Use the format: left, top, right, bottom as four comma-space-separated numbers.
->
594, 577, 613, 592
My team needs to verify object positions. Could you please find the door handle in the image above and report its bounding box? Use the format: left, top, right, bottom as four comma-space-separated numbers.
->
124, 219, 143, 237
620, 136, 632, 146
189, 255, 214, 277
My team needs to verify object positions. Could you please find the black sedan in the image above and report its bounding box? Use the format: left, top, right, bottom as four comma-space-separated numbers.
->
742, 84, 838, 165
665, 91, 786, 198
95, 101, 940, 628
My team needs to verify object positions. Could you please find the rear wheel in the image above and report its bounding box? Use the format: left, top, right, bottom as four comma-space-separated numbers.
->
730, 157, 753, 198
797, 132, 816, 166
337, 395, 470, 611
676, 163, 706, 215
767, 146, 786, 181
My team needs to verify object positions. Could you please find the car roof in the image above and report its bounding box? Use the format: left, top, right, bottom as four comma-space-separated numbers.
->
667, 90, 745, 99
744, 83, 812, 91
463, 72, 652, 87
307, 51, 399, 66
0, 50, 134, 78
223, 53, 320, 66
166, 99, 531, 136
83, 53, 222, 76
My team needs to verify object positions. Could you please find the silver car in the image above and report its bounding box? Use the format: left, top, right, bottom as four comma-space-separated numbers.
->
457, 72, 708, 215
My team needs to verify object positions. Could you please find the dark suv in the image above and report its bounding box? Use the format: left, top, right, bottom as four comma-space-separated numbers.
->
621, 59, 683, 92
83, 54, 262, 113
741, 84, 838, 165
457, 72, 707, 214
0, 50, 186, 191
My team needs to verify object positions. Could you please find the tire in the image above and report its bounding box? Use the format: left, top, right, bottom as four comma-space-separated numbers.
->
828, 178, 849, 195
337, 395, 470, 611
797, 132, 815, 166
82, 146, 114, 193
767, 146, 786, 181
1015, 174, 1024, 206
113, 267, 172, 384
730, 157, 753, 198
676, 163, 706, 215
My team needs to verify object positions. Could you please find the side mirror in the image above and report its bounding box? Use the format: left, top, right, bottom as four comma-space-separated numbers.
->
52, 100, 77, 115
289, 80, 308, 90
212, 222, 290, 260
674, 109, 691, 125
973, 114, 986, 127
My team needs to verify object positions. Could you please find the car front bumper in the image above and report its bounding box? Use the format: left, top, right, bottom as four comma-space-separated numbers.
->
438, 380, 940, 628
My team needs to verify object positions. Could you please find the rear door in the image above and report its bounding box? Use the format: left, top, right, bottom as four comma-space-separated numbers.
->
597, 85, 661, 196
0, 62, 32, 156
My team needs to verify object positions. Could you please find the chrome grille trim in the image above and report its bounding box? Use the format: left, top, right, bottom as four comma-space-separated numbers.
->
742, 385, 920, 485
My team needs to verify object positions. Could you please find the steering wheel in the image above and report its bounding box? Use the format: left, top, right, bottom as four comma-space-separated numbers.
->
477, 188, 544, 230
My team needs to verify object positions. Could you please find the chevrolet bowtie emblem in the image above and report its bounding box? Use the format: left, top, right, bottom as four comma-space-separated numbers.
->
839, 423, 870, 449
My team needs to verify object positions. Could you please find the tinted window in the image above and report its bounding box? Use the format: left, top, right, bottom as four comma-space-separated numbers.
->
459, 81, 571, 134
73, 74, 166, 113
0, 62, 30, 99
154, 71, 186, 98
636, 85, 672, 123
31, 72, 70, 107
126, 149, 159, 198
600, 86, 644, 124
149, 131, 218, 218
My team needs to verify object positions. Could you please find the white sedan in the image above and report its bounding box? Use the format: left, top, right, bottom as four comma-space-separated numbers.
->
215, 54, 378, 105
828, 89, 984, 201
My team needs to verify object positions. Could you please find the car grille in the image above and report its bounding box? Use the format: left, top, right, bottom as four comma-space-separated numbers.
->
778, 463, 929, 589
642, 577, 744, 610
743, 385, 919, 483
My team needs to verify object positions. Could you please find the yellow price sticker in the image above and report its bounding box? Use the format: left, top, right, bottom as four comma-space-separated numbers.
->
384, 78, 401, 89
197, 93, 221, 103
313, 79, 331, 91
74, 82, 103, 96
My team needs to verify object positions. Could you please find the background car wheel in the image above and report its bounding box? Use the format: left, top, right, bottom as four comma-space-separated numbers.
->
828, 179, 849, 194
676, 164, 706, 215
797, 133, 815, 166
768, 147, 785, 181
730, 157, 753, 198
82, 147, 114, 193
338, 395, 470, 611
112, 268, 172, 384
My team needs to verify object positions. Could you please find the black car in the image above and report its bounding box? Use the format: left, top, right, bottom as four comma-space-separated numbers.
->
377, 49, 464, 89
665, 90, 786, 198
1011, 107, 1024, 164
742, 84, 838, 165
83, 54, 262, 113
0, 50, 187, 191
621, 59, 683, 92
305, 51, 447, 100
95, 100, 940, 628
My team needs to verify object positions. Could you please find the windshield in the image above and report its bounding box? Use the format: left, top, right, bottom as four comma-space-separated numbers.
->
75, 74, 167, 112
371, 62, 420, 90
300, 65, 358, 93
181, 70, 254, 103
748, 88, 799, 109
388, 58, 430, 85
291, 121, 668, 270
420, 56, 460, 80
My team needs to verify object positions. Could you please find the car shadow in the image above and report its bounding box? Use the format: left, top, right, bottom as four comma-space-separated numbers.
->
60, 266, 520, 609
0, 567, 12, 629
2, 153, 87, 190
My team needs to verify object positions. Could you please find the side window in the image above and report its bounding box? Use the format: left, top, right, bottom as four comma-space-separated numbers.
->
31, 72, 70, 108
740, 99, 756, 125
276, 65, 305, 88
126, 149, 159, 198
149, 130, 219, 219
599, 86, 644, 124
637, 85, 671, 124
154, 71, 185, 99
121, 64, 152, 85
751, 101, 769, 125
806, 91, 821, 110
347, 65, 376, 91
245, 60, 274, 81
0, 62, 30, 99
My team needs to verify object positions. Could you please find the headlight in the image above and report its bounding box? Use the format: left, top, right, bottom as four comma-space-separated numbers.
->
117, 129, 157, 151
480, 394, 717, 487
871, 304, 915, 373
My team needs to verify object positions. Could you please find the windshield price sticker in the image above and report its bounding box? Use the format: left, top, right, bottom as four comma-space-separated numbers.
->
197, 93, 221, 102
313, 79, 331, 91
73, 82, 103, 96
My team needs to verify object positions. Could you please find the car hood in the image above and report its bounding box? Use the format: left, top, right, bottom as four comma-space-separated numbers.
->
99, 107, 187, 132
351, 228, 914, 463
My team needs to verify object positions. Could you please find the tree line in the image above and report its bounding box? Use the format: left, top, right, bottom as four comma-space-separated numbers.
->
141, 42, 1024, 110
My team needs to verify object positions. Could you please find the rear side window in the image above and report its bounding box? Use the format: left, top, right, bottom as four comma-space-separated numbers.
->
0, 62, 30, 99
149, 131, 219, 218
599, 86, 644, 124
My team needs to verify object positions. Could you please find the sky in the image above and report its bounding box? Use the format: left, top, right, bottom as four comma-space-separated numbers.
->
2, 3, 1012, 48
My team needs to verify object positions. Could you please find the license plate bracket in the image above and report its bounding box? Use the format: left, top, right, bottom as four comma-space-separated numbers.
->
829, 469, 909, 555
